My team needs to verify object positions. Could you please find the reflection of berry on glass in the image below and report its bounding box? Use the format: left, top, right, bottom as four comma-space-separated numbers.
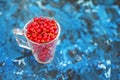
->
26, 17, 59, 62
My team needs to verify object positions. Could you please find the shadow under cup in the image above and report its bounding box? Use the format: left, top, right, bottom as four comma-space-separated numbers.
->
23, 19, 60, 64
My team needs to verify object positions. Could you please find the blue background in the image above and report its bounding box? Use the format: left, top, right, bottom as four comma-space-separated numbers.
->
0, 0, 120, 80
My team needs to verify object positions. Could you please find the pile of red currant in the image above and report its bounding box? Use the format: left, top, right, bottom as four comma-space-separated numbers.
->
26, 17, 59, 62
26, 17, 58, 43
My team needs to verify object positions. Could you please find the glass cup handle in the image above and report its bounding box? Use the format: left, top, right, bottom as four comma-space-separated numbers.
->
13, 28, 31, 50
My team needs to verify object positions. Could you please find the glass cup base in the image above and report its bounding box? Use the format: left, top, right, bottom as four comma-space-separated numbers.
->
34, 54, 54, 64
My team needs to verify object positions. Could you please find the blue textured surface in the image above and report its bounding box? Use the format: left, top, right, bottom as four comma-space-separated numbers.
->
0, 0, 120, 80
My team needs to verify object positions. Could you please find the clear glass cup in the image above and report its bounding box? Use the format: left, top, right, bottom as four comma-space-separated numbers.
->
13, 17, 61, 64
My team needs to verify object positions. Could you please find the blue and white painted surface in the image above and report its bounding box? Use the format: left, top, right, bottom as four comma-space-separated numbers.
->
0, 0, 120, 80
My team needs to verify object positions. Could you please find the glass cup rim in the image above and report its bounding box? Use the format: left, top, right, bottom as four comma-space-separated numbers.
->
23, 17, 61, 45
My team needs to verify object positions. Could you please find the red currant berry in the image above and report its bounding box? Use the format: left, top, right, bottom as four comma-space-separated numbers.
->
34, 17, 39, 22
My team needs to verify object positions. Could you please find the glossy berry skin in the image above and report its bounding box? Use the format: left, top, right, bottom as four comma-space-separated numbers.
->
26, 17, 59, 63
26, 17, 58, 44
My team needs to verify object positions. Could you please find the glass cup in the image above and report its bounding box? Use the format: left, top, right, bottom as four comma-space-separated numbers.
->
13, 17, 61, 64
